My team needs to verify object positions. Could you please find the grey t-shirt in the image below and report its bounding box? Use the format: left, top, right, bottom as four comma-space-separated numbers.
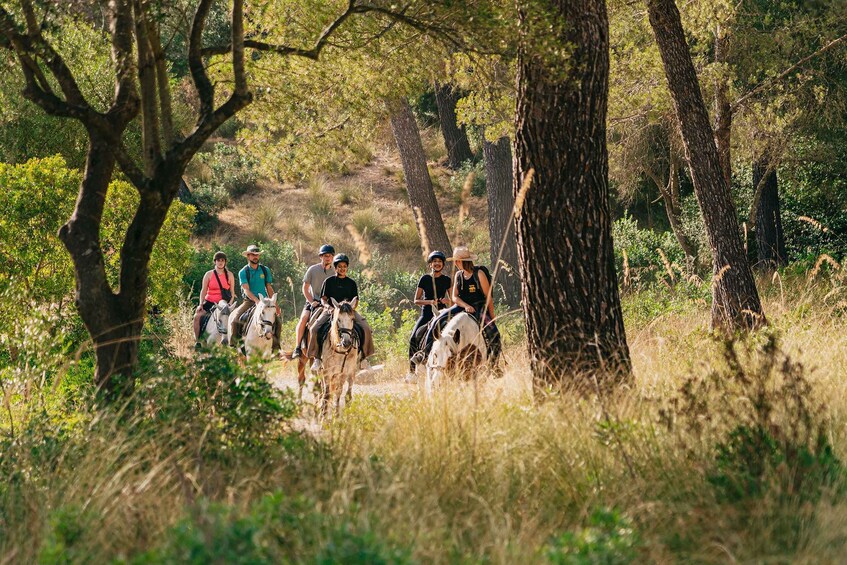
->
303, 263, 335, 299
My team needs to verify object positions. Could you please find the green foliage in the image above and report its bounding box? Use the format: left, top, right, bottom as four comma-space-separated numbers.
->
39, 505, 90, 565
191, 143, 259, 233
0, 156, 194, 312
449, 159, 486, 199
544, 508, 641, 565
612, 214, 689, 289
134, 347, 298, 457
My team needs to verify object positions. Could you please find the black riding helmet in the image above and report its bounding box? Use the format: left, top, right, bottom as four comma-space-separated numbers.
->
333, 253, 350, 267
427, 250, 447, 263
213, 251, 227, 261
319, 244, 335, 255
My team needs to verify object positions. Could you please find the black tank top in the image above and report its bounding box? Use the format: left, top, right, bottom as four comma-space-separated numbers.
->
457, 267, 488, 310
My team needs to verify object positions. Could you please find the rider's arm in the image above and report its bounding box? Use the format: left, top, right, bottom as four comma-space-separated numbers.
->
198, 272, 211, 305
242, 283, 260, 304
478, 270, 495, 320
412, 286, 433, 306
302, 281, 315, 303
319, 279, 331, 308
440, 283, 453, 307
227, 272, 237, 305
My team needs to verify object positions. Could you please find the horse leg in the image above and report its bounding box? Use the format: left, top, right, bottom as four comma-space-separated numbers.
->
297, 357, 306, 401
345, 375, 352, 405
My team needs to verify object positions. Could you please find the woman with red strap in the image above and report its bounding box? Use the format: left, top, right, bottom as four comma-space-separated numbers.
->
193, 251, 237, 341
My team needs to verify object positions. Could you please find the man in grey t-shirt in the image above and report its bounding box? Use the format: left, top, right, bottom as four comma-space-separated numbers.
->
290, 244, 336, 358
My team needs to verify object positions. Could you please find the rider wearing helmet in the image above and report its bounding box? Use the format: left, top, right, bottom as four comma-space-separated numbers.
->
290, 244, 336, 359
415, 246, 501, 373
306, 253, 375, 371
406, 250, 452, 380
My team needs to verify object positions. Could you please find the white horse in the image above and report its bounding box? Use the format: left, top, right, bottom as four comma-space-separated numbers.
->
316, 297, 359, 416
200, 300, 232, 346
242, 294, 278, 358
426, 312, 488, 395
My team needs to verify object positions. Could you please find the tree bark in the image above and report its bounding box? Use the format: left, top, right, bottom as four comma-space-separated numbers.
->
389, 98, 453, 255
484, 136, 520, 308
714, 28, 732, 187
515, 0, 631, 388
647, 0, 765, 331
435, 82, 474, 169
753, 158, 786, 270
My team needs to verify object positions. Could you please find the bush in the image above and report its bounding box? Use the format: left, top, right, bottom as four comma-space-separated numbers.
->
190, 143, 258, 232
544, 508, 640, 565
613, 214, 689, 290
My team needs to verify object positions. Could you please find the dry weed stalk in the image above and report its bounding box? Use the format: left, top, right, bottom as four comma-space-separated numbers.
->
712, 264, 731, 288
454, 172, 474, 245
513, 169, 534, 219
412, 206, 431, 258
657, 248, 675, 283
345, 224, 373, 277
809, 253, 840, 279
798, 215, 830, 233
622, 249, 631, 289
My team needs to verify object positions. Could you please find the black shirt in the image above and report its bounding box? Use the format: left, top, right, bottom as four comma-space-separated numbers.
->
320, 275, 359, 303
417, 273, 452, 317
457, 267, 488, 311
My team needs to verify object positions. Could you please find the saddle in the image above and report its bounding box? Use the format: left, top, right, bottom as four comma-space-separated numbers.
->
230, 304, 256, 339
311, 306, 364, 358
199, 304, 221, 336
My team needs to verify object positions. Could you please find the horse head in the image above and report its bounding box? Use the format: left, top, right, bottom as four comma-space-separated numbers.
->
426, 313, 487, 395
213, 300, 231, 343
330, 297, 358, 352
255, 294, 277, 340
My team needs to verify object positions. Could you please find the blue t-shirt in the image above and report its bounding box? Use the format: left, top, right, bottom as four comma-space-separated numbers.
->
239, 264, 273, 298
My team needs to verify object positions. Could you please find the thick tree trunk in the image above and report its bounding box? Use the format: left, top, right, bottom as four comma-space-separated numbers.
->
753, 159, 786, 270
714, 29, 732, 187
389, 98, 453, 255
435, 82, 474, 169
515, 0, 631, 387
647, 0, 765, 331
484, 136, 520, 308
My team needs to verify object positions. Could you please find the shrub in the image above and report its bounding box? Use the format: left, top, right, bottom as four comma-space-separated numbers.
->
307, 176, 335, 220
613, 214, 689, 290
544, 508, 640, 565
351, 208, 382, 239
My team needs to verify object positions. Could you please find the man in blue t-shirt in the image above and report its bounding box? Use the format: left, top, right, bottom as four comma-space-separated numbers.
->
228, 244, 281, 351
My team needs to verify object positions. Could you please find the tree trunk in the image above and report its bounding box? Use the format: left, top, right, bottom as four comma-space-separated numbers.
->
435, 82, 474, 169
647, 152, 697, 261
753, 158, 786, 270
484, 135, 520, 308
515, 0, 631, 388
647, 0, 765, 331
389, 98, 453, 255
714, 28, 732, 187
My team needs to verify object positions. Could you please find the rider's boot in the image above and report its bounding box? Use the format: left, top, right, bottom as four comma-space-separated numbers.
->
311, 357, 322, 372
359, 357, 371, 371
291, 346, 302, 359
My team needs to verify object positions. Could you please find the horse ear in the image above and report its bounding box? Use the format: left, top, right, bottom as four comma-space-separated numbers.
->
350, 297, 358, 310
330, 297, 339, 308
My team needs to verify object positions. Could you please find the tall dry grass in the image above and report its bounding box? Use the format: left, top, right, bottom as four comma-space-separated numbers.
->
3, 274, 847, 562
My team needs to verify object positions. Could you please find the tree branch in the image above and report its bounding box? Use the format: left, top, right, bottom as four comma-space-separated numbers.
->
133, 0, 162, 176
189, 0, 215, 119
231, 0, 248, 96
732, 32, 847, 113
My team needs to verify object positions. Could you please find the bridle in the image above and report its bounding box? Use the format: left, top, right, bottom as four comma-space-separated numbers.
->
253, 302, 275, 340
211, 304, 230, 337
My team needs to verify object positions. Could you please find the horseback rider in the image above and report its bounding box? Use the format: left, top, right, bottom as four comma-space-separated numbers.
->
307, 253, 375, 371
414, 246, 502, 370
291, 244, 336, 360
406, 250, 452, 381
193, 251, 236, 344
228, 244, 282, 351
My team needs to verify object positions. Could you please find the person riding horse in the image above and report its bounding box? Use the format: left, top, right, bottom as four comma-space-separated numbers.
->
406, 250, 452, 382
413, 246, 502, 373
291, 244, 336, 360
307, 253, 375, 372
228, 244, 282, 352
193, 250, 236, 347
